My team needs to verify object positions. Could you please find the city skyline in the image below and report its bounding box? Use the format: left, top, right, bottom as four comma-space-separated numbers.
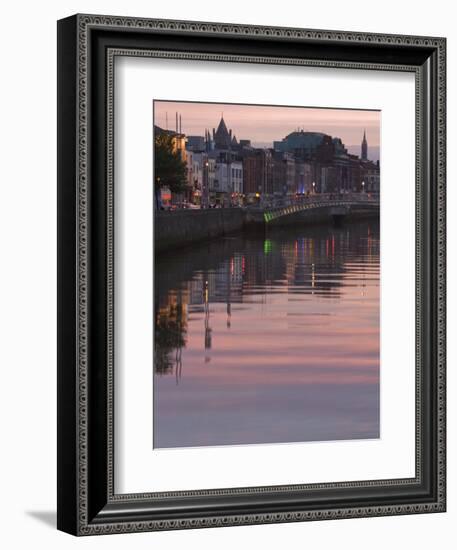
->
154, 100, 381, 160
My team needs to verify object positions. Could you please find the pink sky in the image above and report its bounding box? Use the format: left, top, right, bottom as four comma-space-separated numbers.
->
154, 100, 381, 151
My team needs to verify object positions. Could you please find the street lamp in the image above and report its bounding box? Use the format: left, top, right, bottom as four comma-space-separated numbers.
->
312, 181, 316, 194
361, 181, 365, 193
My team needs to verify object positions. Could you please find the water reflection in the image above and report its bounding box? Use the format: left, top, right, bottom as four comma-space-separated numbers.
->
154, 222, 380, 448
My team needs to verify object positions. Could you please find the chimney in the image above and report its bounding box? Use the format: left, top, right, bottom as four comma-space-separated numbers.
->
179, 114, 182, 134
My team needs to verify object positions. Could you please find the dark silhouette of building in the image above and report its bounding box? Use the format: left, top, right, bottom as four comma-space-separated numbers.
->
212, 116, 235, 150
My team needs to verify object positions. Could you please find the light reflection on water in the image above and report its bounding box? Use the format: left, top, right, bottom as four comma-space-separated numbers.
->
154, 222, 380, 449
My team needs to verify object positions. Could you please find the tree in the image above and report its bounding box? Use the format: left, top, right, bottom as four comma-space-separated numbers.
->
154, 133, 187, 205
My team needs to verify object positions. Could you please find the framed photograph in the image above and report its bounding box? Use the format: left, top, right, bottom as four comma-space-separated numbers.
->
57, 14, 446, 535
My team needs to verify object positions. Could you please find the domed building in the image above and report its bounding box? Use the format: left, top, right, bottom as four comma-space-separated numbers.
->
273, 130, 349, 159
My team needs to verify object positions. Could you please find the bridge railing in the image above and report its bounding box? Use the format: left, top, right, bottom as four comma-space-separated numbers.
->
250, 192, 379, 211
258, 193, 379, 223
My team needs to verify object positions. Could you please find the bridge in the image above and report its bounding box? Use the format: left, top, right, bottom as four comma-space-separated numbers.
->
245, 193, 379, 226
156, 193, 380, 252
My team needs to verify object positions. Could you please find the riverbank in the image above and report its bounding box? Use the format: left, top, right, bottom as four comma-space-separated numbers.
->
155, 208, 245, 254
155, 205, 379, 253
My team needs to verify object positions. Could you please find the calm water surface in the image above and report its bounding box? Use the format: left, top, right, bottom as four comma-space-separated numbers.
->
154, 222, 380, 448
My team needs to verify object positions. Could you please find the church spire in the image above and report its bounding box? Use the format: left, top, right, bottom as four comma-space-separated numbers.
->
213, 115, 232, 149
361, 129, 368, 160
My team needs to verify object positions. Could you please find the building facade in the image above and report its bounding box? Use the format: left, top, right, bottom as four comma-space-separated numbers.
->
165, 115, 381, 207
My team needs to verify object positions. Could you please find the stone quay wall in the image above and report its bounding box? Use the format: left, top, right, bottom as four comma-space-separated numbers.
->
155, 208, 245, 253
155, 205, 379, 253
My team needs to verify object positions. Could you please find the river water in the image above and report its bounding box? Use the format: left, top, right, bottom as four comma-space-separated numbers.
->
154, 221, 380, 449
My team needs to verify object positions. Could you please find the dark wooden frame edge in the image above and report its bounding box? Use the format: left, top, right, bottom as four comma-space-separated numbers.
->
57, 13, 446, 535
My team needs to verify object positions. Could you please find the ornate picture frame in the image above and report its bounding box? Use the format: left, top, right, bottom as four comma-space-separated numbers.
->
57, 14, 446, 535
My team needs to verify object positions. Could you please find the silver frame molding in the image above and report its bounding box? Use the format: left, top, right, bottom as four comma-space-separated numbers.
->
57, 14, 446, 535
